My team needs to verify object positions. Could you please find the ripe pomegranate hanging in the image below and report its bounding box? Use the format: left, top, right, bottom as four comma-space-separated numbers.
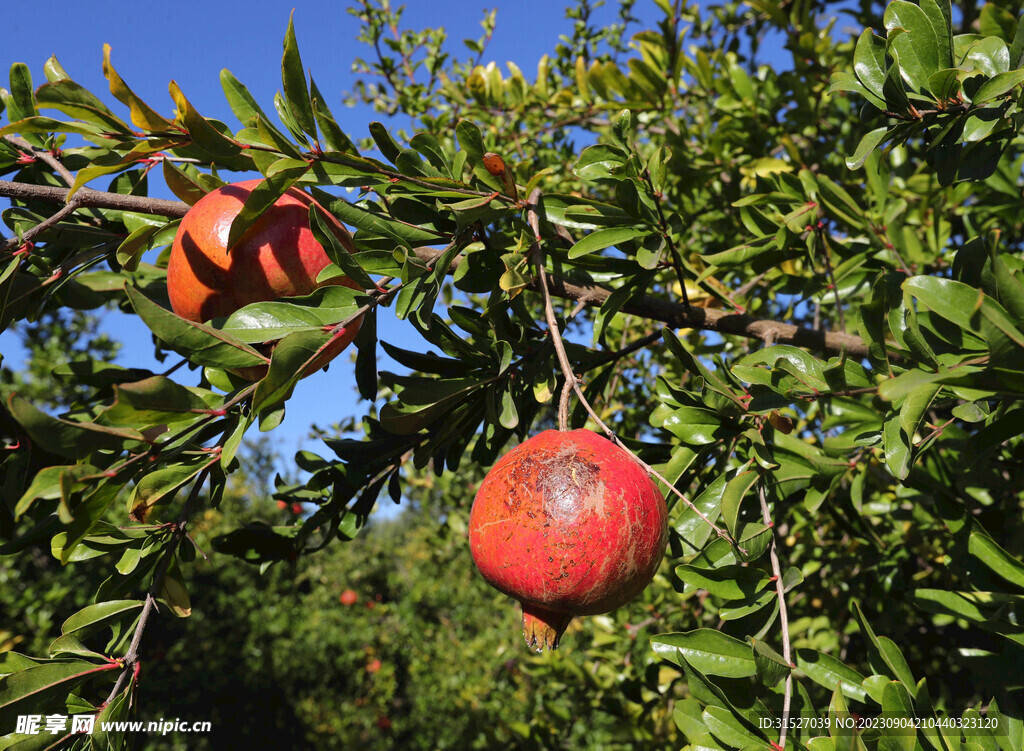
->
469, 429, 668, 651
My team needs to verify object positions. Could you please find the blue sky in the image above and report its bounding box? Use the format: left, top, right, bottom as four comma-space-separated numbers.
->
2, 0, 650, 458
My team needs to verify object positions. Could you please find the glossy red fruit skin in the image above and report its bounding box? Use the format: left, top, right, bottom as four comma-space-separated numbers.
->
166, 179, 361, 380
469, 429, 668, 649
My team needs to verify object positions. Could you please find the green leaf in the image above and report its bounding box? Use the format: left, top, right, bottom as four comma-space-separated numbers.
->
969, 529, 1024, 589
226, 167, 309, 251
99, 376, 214, 427
159, 561, 192, 617
675, 563, 771, 600
881, 681, 917, 751
848, 127, 890, 170
749, 637, 792, 687
885, 1, 941, 90
651, 629, 757, 678
213, 285, 361, 343
379, 376, 484, 434
281, 11, 316, 140
720, 470, 758, 538
307, 205, 371, 289
568, 226, 652, 259
125, 284, 269, 370
796, 649, 869, 702
14, 464, 97, 521
6, 64, 39, 147
911, 590, 1024, 646
369, 121, 402, 164
703, 705, 767, 748
310, 76, 357, 154
972, 70, 1024, 105
56, 481, 122, 563
541, 194, 632, 230
0, 660, 116, 731
905, 276, 1024, 356
128, 462, 208, 522
8, 395, 140, 461
162, 160, 208, 205
920, 0, 953, 69
673, 472, 727, 556
220, 68, 271, 127
0, 115, 102, 138
883, 411, 912, 480
252, 329, 335, 417
114, 223, 160, 272
35, 78, 132, 134
855, 30, 889, 102
317, 198, 435, 249
927, 68, 960, 101
829, 71, 887, 111
967, 36, 1011, 77
573, 144, 628, 181
61, 600, 144, 636
168, 81, 242, 160
102, 44, 174, 131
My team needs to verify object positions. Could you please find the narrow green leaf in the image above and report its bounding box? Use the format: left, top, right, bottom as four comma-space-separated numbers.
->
651, 629, 757, 678
99, 376, 214, 427
61, 600, 144, 636
972, 70, 1024, 105
125, 284, 268, 370
226, 167, 309, 251
369, 121, 402, 164
720, 470, 758, 537
281, 11, 316, 140
102, 44, 174, 131
568, 226, 651, 259
308, 205, 372, 289
855, 30, 889, 101
168, 81, 242, 159
675, 564, 770, 600
253, 329, 335, 418
220, 68, 270, 127
848, 127, 890, 170
0, 661, 116, 730
969, 529, 1024, 589
796, 649, 869, 702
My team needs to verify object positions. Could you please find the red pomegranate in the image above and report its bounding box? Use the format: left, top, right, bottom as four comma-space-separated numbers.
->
166, 178, 362, 380
469, 429, 668, 651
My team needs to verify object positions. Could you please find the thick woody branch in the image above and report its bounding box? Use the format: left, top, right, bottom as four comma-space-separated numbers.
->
0, 180, 189, 219
0, 180, 869, 358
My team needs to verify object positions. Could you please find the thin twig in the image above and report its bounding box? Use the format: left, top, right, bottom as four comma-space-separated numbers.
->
4, 135, 75, 187
640, 168, 690, 307
528, 187, 578, 433
103, 464, 214, 705
817, 226, 845, 331
2, 193, 83, 251
758, 481, 793, 749
527, 189, 740, 549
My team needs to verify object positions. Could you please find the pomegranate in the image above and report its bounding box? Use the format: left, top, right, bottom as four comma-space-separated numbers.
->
166, 179, 362, 380
469, 429, 668, 651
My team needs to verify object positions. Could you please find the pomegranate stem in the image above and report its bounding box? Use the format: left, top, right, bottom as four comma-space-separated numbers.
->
521, 603, 574, 652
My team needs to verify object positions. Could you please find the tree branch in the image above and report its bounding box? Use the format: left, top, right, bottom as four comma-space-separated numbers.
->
527, 189, 741, 551
4, 136, 76, 187
103, 463, 214, 706
0, 180, 873, 358
0, 180, 189, 218
758, 481, 793, 749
